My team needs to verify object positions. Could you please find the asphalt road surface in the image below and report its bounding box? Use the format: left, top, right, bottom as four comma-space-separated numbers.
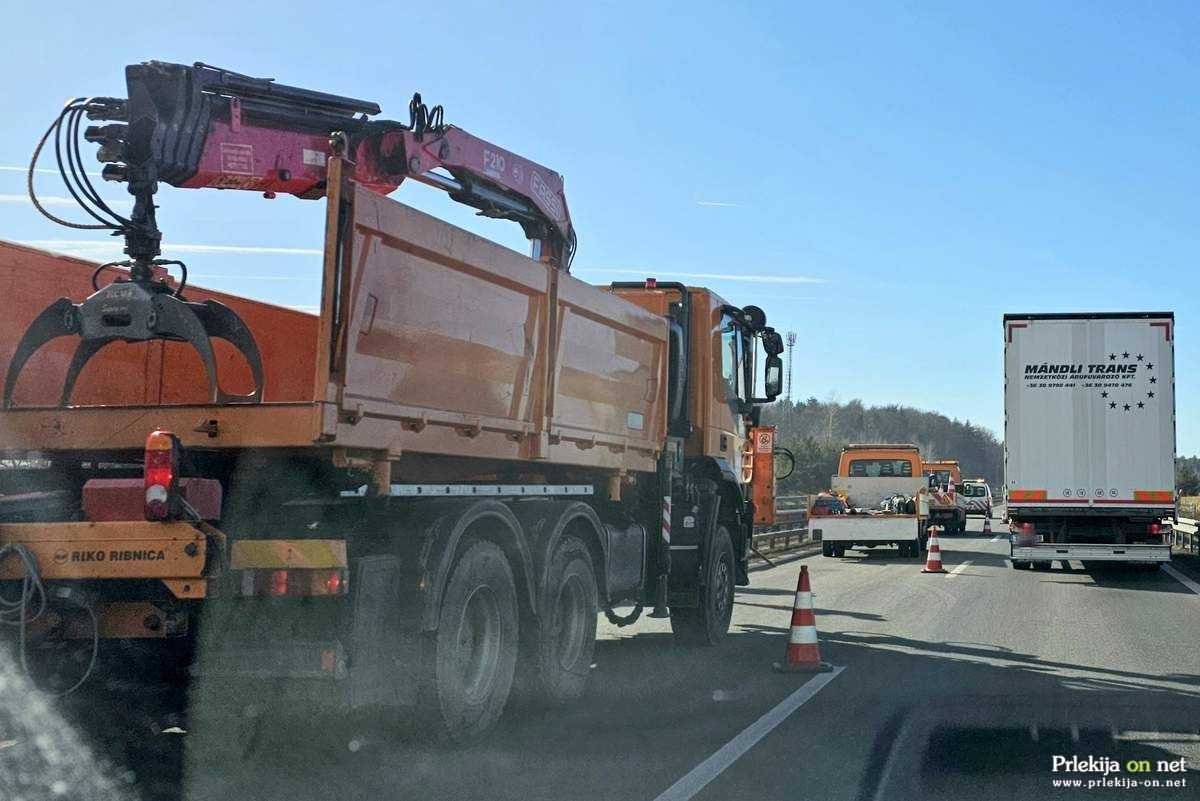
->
5, 513, 1199, 800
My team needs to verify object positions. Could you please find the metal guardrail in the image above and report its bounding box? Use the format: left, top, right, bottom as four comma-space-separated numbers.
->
1173, 517, 1198, 555
751, 495, 812, 563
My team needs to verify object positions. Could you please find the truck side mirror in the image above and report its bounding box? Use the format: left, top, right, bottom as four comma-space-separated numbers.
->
762, 329, 783, 356
764, 354, 783, 400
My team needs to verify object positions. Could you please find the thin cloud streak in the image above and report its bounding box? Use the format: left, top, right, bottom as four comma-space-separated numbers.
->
2, 194, 130, 208
0, 166, 60, 175
695, 201, 742, 208
575, 268, 826, 285
18, 239, 322, 256
190, 274, 316, 281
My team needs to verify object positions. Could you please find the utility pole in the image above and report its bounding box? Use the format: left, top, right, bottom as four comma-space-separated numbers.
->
785, 331, 797, 402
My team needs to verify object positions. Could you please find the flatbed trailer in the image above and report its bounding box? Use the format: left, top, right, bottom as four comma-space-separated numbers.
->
813, 502, 928, 559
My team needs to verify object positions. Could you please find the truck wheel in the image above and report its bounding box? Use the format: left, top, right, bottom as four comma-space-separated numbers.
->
822, 541, 833, 557
671, 526, 735, 646
833, 544, 847, 558
418, 540, 519, 743
515, 536, 597, 704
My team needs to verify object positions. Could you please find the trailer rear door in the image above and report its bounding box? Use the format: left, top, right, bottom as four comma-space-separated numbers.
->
1004, 313, 1175, 514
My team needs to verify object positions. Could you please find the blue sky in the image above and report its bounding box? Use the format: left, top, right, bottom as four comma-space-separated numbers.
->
1, 1, 1197, 453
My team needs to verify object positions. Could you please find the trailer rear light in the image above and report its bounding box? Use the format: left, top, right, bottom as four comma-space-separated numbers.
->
269, 569, 290, 596
144, 430, 181, 521
645, 277, 657, 288
324, 570, 344, 594
239, 568, 349, 597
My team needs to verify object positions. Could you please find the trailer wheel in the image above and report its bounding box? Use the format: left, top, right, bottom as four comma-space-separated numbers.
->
515, 536, 597, 704
671, 526, 735, 646
822, 541, 834, 557
419, 540, 519, 743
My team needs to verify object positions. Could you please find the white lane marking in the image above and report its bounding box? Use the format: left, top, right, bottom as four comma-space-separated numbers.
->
651, 667, 844, 801
1163, 564, 1200, 596
990, 535, 1003, 542
871, 721, 910, 801
947, 560, 973, 577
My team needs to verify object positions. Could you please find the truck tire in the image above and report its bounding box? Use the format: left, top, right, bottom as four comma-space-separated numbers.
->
833, 544, 847, 558
418, 540, 519, 743
822, 541, 834, 557
515, 536, 597, 704
671, 526, 735, 646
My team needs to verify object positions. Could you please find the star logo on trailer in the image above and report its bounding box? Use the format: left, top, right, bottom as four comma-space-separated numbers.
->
1098, 347, 1157, 414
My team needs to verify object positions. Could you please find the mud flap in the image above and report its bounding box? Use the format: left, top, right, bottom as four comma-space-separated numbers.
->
348, 555, 414, 709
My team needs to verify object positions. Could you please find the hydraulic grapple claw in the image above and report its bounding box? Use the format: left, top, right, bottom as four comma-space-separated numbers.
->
4, 281, 264, 409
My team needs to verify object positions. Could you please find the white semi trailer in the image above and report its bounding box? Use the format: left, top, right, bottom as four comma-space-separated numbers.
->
1004, 312, 1175, 569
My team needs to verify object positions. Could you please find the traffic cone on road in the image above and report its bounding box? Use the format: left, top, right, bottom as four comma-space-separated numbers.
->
922, 525, 947, 573
983, 517, 992, 535
773, 565, 833, 673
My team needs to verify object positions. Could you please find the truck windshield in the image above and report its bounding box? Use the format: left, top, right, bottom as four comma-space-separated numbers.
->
848, 459, 914, 477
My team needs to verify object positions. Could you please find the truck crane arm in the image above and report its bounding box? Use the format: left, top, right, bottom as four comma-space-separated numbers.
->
6, 60, 576, 409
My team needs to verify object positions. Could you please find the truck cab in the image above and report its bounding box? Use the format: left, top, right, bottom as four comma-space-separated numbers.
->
818, 444, 928, 558
922, 459, 968, 534
833, 444, 924, 509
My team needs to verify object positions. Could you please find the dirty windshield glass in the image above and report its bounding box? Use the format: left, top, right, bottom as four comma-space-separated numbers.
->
0, 6, 1197, 801
850, 459, 915, 478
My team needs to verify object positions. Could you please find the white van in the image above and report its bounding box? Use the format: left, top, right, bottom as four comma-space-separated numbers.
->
959, 479, 993, 518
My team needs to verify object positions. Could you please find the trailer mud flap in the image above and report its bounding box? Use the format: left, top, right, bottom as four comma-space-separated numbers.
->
348, 555, 414, 709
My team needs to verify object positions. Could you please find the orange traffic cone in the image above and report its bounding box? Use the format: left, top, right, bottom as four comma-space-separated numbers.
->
983, 517, 992, 535
773, 564, 833, 673
923, 525, 947, 573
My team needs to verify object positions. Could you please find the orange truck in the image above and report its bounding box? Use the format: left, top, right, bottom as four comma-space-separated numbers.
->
818, 444, 929, 557
0, 62, 784, 743
922, 459, 968, 534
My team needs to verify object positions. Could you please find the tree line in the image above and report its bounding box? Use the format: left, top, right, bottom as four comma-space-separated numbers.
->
760, 397, 1200, 499
761, 397, 1003, 495
1178, 456, 1200, 496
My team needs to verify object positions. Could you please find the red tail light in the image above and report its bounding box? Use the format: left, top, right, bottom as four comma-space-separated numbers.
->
269, 569, 290, 596
1149, 523, 1163, 536
144, 430, 181, 521
324, 570, 343, 594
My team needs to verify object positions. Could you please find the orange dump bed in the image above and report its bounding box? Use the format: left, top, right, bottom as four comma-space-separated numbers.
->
0, 160, 668, 475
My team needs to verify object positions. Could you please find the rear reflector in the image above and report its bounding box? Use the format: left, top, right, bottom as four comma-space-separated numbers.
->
239, 568, 349, 597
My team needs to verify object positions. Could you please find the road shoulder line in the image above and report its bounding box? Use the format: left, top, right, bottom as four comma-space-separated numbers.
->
1162, 563, 1200, 595
651, 666, 845, 801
